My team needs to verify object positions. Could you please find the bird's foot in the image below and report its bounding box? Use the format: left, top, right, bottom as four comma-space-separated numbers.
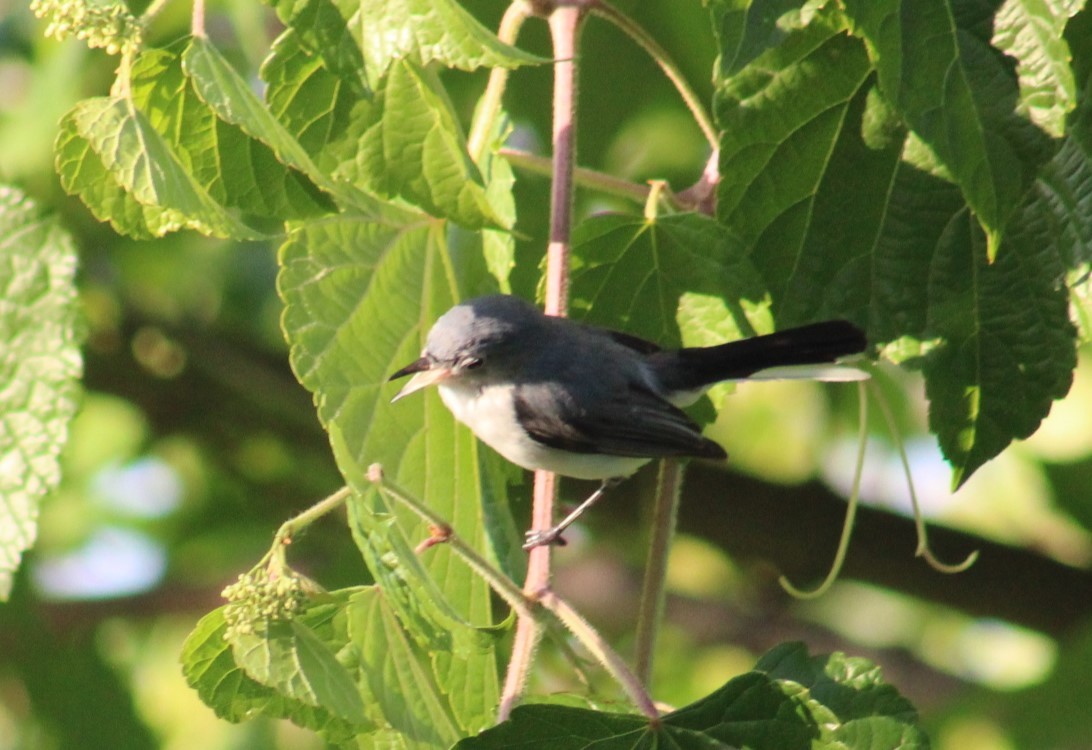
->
522, 527, 568, 550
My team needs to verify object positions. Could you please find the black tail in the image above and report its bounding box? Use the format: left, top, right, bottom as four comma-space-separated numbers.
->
651, 320, 867, 392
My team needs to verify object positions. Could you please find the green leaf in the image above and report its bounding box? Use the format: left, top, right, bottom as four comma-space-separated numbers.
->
923, 204, 1076, 487
278, 208, 507, 733
335, 59, 509, 229
180, 37, 360, 212
261, 30, 370, 174
714, 15, 876, 322
355, 0, 542, 74
457, 643, 927, 750
843, 0, 1055, 258
129, 47, 333, 223
264, 0, 372, 94
0, 187, 83, 600
346, 587, 463, 748
992, 0, 1085, 138
708, 0, 832, 78
55, 110, 192, 239
181, 606, 362, 743
56, 97, 265, 240
569, 212, 773, 408
231, 618, 367, 725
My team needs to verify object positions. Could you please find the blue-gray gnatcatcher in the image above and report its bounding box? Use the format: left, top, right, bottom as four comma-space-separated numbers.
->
390, 294, 867, 549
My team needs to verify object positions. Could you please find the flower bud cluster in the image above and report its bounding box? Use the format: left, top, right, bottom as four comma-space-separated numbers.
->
30, 0, 141, 55
221, 570, 308, 639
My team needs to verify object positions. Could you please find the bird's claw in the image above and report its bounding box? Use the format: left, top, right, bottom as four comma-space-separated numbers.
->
523, 527, 567, 550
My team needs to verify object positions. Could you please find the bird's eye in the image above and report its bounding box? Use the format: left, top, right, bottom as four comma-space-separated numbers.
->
463, 356, 483, 370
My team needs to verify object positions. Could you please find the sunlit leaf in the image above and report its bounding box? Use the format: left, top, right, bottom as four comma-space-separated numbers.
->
129, 47, 332, 222
57, 96, 264, 239
355, 0, 542, 74
278, 207, 510, 734
334, 59, 509, 229
992, 0, 1085, 137
0, 187, 82, 600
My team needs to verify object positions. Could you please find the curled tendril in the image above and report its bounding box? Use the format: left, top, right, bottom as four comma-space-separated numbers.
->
870, 379, 978, 574
780, 381, 870, 599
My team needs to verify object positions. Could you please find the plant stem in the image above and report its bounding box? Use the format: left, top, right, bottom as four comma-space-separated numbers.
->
366, 466, 535, 617
501, 2, 587, 722
589, 0, 718, 148
367, 465, 655, 720
191, 0, 205, 38
539, 589, 660, 722
499, 147, 659, 206
467, 1, 533, 160
634, 459, 682, 686
542, 5, 583, 316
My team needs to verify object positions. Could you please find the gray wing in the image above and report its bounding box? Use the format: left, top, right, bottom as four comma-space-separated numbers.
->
512, 380, 726, 460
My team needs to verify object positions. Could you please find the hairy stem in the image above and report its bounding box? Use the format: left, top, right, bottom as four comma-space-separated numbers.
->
539, 589, 660, 722
501, 1, 587, 723
634, 460, 683, 686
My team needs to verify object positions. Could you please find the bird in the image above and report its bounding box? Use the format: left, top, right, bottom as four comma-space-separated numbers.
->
389, 294, 868, 549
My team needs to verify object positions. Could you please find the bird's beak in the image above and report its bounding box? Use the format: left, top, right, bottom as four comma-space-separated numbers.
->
389, 357, 451, 402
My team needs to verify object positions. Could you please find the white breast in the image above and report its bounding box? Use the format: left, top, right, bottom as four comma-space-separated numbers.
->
437, 381, 649, 480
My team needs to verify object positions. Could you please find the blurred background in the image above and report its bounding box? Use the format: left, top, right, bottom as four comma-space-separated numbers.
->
1, 0, 1091, 748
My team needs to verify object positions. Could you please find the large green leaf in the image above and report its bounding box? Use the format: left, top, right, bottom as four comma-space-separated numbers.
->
180, 37, 367, 212
56, 96, 264, 240
346, 587, 464, 748
55, 109, 195, 239
710, 1, 1081, 484
457, 643, 927, 749
261, 30, 370, 175
231, 619, 367, 726
334, 59, 509, 229
714, 14, 876, 324
923, 203, 1075, 487
843, 0, 1055, 258
354, 0, 542, 74
278, 207, 511, 734
569, 212, 773, 408
181, 606, 363, 743
129, 47, 333, 222
0, 187, 83, 600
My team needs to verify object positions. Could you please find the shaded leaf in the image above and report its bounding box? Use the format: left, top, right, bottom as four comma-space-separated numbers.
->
714, 15, 875, 325
923, 204, 1075, 486
0, 187, 82, 600
843, 0, 1055, 257
569, 212, 773, 408
458, 643, 927, 750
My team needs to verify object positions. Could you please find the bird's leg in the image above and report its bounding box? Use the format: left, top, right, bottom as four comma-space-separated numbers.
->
523, 477, 624, 550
